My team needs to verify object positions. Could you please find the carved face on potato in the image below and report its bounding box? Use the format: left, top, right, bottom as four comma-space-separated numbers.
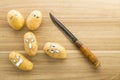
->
10, 55, 23, 67
9, 51, 33, 71
24, 32, 38, 56
24, 34, 35, 49
43, 42, 67, 59
26, 10, 42, 30
47, 44, 60, 54
31, 11, 40, 19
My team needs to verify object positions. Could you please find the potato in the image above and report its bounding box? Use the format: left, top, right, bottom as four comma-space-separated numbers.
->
43, 42, 67, 59
24, 32, 38, 56
7, 10, 24, 30
9, 51, 33, 71
26, 10, 42, 30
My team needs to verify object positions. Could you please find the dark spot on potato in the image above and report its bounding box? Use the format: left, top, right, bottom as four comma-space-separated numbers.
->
33, 14, 36, 17
36, 16, 39, 18
33, 14, 39, 18
47, 49, 49, 52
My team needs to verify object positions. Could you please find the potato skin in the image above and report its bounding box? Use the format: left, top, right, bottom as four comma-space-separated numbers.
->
9, 51, 33, 71
26, 10, 42, 30
7, 10, 24, 30
43, 42, 67, 59
24, 32, 38, 56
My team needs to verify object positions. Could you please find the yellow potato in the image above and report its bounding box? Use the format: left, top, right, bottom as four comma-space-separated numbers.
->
7, 10, 24, 30
43, 42, 67, 59
24, 32, 38, 56
9, 51, 33, 71
26, 10, 42, 30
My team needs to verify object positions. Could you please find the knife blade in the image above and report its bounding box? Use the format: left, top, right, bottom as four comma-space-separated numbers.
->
49, 13, 100, 68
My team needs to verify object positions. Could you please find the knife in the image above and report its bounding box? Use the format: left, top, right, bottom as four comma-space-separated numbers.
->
49, 13, 100, 68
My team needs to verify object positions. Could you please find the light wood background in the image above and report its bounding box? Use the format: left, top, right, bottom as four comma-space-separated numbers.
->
0, 0, 120, 80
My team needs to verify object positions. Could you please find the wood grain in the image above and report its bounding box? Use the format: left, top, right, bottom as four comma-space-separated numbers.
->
0, 0, 120, 80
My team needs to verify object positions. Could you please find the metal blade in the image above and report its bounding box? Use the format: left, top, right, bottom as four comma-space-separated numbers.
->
49, 13, 78, 42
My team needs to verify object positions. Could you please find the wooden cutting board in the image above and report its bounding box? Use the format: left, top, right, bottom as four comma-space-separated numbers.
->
0, 0, 120, 80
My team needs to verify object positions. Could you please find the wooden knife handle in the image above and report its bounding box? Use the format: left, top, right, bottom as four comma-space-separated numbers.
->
75, 40, 100, 68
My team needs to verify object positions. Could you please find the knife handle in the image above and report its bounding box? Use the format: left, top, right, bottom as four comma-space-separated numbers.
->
75, 40, 100, 68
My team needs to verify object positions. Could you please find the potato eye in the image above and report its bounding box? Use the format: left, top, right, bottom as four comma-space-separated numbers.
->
36, 16, 39, 18
31, 39, 34, 42
25, 39, 29, 43
33, 14, 36, 17
49, 50, 54, 53
16, 56, 20, 59
33, 14, 39, 18
13, 60, 16, 62
55, 50, 60, 53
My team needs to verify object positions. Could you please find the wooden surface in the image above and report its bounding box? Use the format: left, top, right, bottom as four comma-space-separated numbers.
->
0, 0, 120, 80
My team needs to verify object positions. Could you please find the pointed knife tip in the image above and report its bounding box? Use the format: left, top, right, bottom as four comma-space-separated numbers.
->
49, 12, 52, 17
49, 12, 54, 20
49, 12, 51, 15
